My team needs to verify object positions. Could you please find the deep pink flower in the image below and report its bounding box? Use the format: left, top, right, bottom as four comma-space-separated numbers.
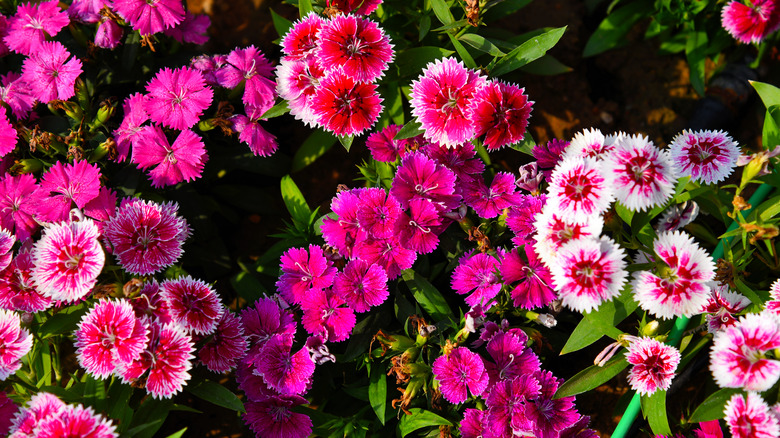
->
0, 392, 17, 436
506, 194, 546, 247
396, 198, 443, 254
0, 16, 8, 57
104, 198, 190, 275
460, 408, 486, 438
625, 337, 681, 395
485, 374, 541, 437
321, 188, 364, 258
547, 156, 614, 225
551, 236, 627, 313
311, 68, 383, 136
533, 138, 569, 178
129, 280, 172, 323
94, 19, 123, 50
301, 288, 356, 342
161, 276, 224, 335
145, 66, 213, 130
501, 246, 556, 310
113, 93, 149, 162
196, 311, 248, 373
366, 124, 408, 162
316, 15, 393, 83
75, 299, 149, 378
722, 0, 780, 44
21, 41, 83, 104
0, 248, 52, 313
31, 219, 105, 303
0, 73, 36, 120
463, 172, 519, 219
422, 141, 484, 180
704, 286, 750, 333
0, 308, 32, 380
356, 187, 401, 238
693, 420, 724, 438
231, 111, 279, 157
255, 334, 315, 395
219, 46, 276, 114
410, 57, 486, 147
484, 331, 541, 385
327, 0, 382, 15
244, 395, 312, 438
84, 187, 118, 223
190, 54, 227, 87
281, 13, 324, 60
0, 228, 15, 273
432, 346, 489, 404
452, 252, 501, 308
606, 134, 676, 212
3, 0, 69, 56
163, 12, 210, 45
38, 160, 102, 222
710, 312, 780, 391
468, 80, 532, 150
276, 245, 337, 304
724, 393, 780, 438
33, 404, 117, 438
131, 126, 207, 187
390, 151, 460, 211
332, 258, 388, 312
117, 321, 194, 399
524, 370, 579, 438
0, 111, 16, 158
669, 129, 740, 184
275, 57, 326, 126
353, 235, 417, 280
8, 392, 65, 437
633, 231, 715, 319
68, 0, 111, 24
240, 297, 297, 344
113, 0, 185, 36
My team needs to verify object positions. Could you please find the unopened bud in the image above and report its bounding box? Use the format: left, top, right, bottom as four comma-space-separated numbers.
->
11, 159, 43, 174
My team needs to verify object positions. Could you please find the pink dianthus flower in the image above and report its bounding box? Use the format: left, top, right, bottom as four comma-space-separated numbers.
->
0, 73, 36, 120
161, 276, 224, 335
724, 392, 780, 438
395, 198, 443, 254
605, 134, 676, 212
113, 0, 185, 36
145, 66, 213, 130
281, 13, 324, 60
163, 12, 210, 45
196, 311, 248, 373
332, 258, 388, 312
301, 288, 356, 342
3, 0, 69, 56
547, 156, 614, 225
113, 93, 149, 162
254, 334, 315, 395
316, 15, 393, 83
310, 68, 383, 136
722, 0, 780, 44
390, 151, 460, 211
710, 312, 780, 391
432, 346, 489, 404
452, 252, 501, 307
501, 246, 556, 310
244, 395, 312, 438
33, 404, 117, 438
21, 41, 82, 104
38, 160, 102, 222
0, 309, 32, 380
0, 248, 52, 313
231, 108, 279, 157
669, 129, 740, 184
131, 126, 207, 187
462, 172, 519, 219
276, 245, 337, 304
365, 124, 408, 162
468, 80, 533, 150
625, 337, 681, 396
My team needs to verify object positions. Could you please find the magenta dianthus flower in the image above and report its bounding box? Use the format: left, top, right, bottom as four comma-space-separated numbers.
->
459, 408, 486, 438
3, 0, 69, 56
356, 187, 401, 238
724, 392, 780, 438
276, 245, 337, 304
104, 198, 190, 275
94, 19, 123, 50
625, 337, 681, 396
161, 276, 224, 335
113, 0, 185, 36
68, 0, 110, 24
432, 346, 489, 404
310, 68, 383, 136
463, 172, 519, 219
410, 58, 486, 147
219, 46, 276, 114
145, 66, 213, 130
241, 297, 297, 344
533, 138, 569, 179
231, 108, 279, 157
38, 160, 102, 222
485, 373, 541, 436
301, 288, 356, 342
113, 93, 149, 162
468, 80, 533, 150
281, 13, 324, 60
501, 246, 556, 310
366, 124, 408, 162
524, 370, 579, 438
0, 248, 52, 313
75, 299, 149, 379
244, 395, 312, 438
196, 311, 248, 373
710, 312, 780, 391
722, 0, 780, 44
396, 198, 443, 254
321, 188, 364, 258
0, 309, 32, 380
33, 404, 117, 438
484, 331, 540, 385
21, 41, 82, 104
353, 235, 417, 280
669, 129, 740, 184
506, 194, 546, 247
333, 258, 388, 313
32, 219, 105, 303
131, 126, 207, 187
255, 334, 315, 395
316, 15, 394, 83
452, 252, 501, 308
0, 73, 36, 120
390, 151, 460, 211
0, 112, 16, 158
0, 392, 16, 436
163, 12, 210, 45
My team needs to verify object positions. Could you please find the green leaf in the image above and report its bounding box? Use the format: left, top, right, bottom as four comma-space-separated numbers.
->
230, 271, 266, 304
291, 130, 337, 173
561, 317, 607, 355
280, 174, 311, 226
554, 355, 629, 399
127, 398, 173, 438
187, 379, 245, 412
519, 55, 572, 75
299, 0, 313, 18
428, 0, 454, 26
448, 33, 477, 69
39, 305, 89, 338
763, 106, 780, 150
394, 120, 425, 140
369, 364, 387, 424
685, 30, 708, 96
270, 9, 293, 38
165, 429, 187, 438
107, 380, 135, 432
482, 0, 533, 22
458, 33, 506, 56
642, 391, 671, 436
338, 135, 354, 152
752, 80, 780, 109
689, 388, 743, 423
490, 26, 566, 77
259, 100, 289, 119
402, 269, 454, 323
398, 408, 452, 437
385, 82, 405, 125
510, 131, 535, 155
560, 288, 636, 354
395, 47, 454, 77
583, 1, 653, 57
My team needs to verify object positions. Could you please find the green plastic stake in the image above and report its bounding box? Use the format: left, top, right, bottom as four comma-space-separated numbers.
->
611, 183, 774, 438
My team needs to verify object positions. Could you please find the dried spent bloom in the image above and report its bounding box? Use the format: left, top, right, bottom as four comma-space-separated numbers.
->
410, 57, 486, 147
316, 15, 393, 83
468, 80, 533, 150
724, 392, 780, 438
722, 0, 780, 44
0, 309, 32, 380
21, 41, 83, 104
160, 276, 224, 335
145, 66, 213, 130
432, 346, 489, 404
625, 337, 681, 396
710, 312, 780, 392
669, 130, 740, 184
32, 220, 105, 304
104, 198, 190, 275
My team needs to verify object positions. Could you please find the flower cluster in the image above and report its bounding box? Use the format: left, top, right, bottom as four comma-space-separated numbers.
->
276, 13, 393, 136
8, 392, 117, 438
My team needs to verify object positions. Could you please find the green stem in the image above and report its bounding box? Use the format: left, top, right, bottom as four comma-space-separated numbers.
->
611, 183, 774, 438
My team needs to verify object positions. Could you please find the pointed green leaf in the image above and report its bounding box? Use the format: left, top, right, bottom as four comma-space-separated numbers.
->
554, 355, 629, 399
127, 398, 173, 438
491, 26, 566, 77
448, 33, 477, 69
394, 120, 424, 140
299, 0, 313, 18
689, 388, 742, 423
398, 408, 452, 437
187, 379, 245, 412
369, 364, 388, 424
642, 391, 671, 436
752, 80, 780, 109
291, 130, 337, 172
395, 47, 454, 77
39, 305, 89, 338
763, 106, 780, 150
402, 269, 454, 323
428, 0, 454, 26
259, 100, 289, 119
519, 54, 572, 75
583, 1, 653, 57
165, 429, 188, 438
685, 30, 708, 96
270, 8, 293, 38
280, 174, 311, 225
458, 33, 506, 56
338, 135, 354, 152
